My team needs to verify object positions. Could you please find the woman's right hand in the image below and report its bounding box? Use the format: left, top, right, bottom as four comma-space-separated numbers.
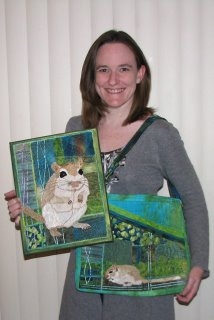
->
4, 190, 22, 227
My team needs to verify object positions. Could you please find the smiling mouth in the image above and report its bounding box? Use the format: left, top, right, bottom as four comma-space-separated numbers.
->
106, 88, 125, 94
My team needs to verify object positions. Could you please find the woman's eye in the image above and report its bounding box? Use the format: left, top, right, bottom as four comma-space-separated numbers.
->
120, 67, 130, 72
97, 67, 109, 73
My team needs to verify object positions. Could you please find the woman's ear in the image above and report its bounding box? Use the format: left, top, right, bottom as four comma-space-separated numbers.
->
136, 65, 146, 83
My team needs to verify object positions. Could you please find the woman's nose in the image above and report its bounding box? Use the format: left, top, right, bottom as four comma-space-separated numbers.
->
108, 71, 119, 85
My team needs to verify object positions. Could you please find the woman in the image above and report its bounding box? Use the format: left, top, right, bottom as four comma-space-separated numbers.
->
5, 30, 209, 320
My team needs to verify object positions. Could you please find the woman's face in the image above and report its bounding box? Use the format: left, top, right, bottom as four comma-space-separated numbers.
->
95, 42, 145, 110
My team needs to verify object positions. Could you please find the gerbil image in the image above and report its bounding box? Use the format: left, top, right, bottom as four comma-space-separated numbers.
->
10, 129, 111, 256
23, 158, 91, 237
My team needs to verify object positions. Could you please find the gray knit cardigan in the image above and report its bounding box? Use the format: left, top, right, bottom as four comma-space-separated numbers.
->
59, 115, 209, 320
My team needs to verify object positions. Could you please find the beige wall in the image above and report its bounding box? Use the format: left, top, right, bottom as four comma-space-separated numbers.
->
0, 0, 213, 319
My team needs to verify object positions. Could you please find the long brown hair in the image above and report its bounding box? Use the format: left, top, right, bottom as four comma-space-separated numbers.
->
80, 30, 154, 129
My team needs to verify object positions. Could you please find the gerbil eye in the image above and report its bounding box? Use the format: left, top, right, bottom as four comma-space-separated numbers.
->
78, 169, 83, 175
60, 171, 67, 178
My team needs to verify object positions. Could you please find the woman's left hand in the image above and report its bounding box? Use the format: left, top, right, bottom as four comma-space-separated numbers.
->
176, 266, 204, 305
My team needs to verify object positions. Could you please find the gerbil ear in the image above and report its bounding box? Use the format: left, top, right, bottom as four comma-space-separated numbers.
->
51, 162, 61, 172
77, 157, 83, 168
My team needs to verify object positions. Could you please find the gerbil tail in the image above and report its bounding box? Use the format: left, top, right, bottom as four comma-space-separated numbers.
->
150, 276, 181, 284
22, 206, 45, 223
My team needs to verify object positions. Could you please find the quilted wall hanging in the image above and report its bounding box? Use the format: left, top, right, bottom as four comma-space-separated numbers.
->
10, 129, 112, 256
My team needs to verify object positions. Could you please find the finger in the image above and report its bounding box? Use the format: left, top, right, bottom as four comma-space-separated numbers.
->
176, 290, 195, 304
176, 278, 200, 304
14, 216, 21, 228
177, 266, 203, 302
10, 214, 21, 229
8, 199, 22, 219
9, 207, 22, 220
4, 190, 17, 200
8, 198, 22, 208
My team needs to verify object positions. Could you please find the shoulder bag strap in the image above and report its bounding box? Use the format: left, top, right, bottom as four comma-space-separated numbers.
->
105, 115, 164, 183
104, 115, 181, 200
